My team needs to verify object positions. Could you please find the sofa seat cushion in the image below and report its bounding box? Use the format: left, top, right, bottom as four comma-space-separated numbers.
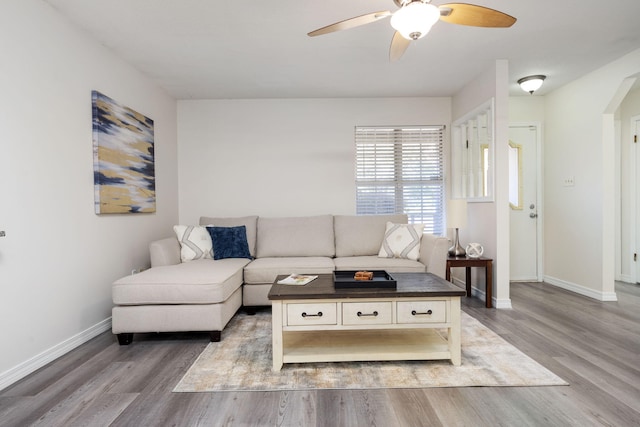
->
113, 258, 250, 305
244, 257, 335, 284
333, 256, 426, 273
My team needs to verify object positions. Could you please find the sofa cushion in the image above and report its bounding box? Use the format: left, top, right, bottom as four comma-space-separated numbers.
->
200, 215, 258, 258
334, 256, 426, 273
112, 287, 242, 334
334, 214, 408, 257
378, 222, 424, 261
112, 258, 250, 305
244, 256, 335, 284
256, 215, 335, 258
207, 225, 252, 260
173, 225, 213, 262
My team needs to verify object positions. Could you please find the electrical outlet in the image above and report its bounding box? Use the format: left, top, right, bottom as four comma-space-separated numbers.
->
563, 176, 575, 187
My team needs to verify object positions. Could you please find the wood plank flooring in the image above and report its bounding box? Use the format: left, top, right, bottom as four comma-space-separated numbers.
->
1, 281, 639, 426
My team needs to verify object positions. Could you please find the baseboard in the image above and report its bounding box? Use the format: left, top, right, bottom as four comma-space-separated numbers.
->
453, 273, 619, 307
451, 277, 511, 309
616, 273, 634, 284
0, 317, 112, 392
543, 275, 618, 302
493, 298, 513, 309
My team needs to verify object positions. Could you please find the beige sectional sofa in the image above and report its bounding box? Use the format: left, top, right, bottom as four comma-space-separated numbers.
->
111, 214, 449, 345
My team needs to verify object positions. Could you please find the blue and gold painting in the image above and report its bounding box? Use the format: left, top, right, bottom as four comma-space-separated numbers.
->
92, 91, 155, 214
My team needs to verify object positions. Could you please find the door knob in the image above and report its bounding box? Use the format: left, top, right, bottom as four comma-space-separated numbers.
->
529, 212, 538, 218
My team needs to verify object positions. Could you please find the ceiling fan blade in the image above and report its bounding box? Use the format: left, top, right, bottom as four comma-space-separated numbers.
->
308, 11, 392, 37
389, 31, 411, 62
439, 3, 516, 28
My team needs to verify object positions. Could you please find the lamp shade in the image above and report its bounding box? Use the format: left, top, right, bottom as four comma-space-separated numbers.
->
390, 2, 440, 40
447, 199, 468, 229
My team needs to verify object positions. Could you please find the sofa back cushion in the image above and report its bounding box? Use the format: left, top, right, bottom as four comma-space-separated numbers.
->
200, 216, 258, 257
334, 214, 408, 257
256, 215, 335, 258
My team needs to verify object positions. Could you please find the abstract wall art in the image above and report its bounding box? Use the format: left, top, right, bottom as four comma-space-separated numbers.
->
92, 91, 155, 214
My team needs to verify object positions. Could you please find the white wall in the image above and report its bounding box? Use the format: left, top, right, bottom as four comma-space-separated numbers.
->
452, 60, 511, 308
544, 48, 640, 300
510, 97, 545, 123
177, 97, 451, 223
0, 0, 178, 389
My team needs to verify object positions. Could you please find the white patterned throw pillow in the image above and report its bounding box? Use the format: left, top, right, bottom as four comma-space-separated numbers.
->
378, 222, 424, 261
173, 225, 213, 262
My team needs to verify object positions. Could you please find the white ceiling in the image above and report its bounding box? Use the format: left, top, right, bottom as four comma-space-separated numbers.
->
43, 0, 640, 99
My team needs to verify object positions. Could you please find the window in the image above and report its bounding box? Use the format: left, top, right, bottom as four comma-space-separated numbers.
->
451, 98, 494, 201
355, 125, 445, 235
508, 141, 523, 209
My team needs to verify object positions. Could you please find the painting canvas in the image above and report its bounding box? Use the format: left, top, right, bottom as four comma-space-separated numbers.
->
92, 91, 155, 214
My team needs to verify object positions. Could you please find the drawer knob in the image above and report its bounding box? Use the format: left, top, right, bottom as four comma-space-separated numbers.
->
301, 311, 323, 318
357, 311, 379, 317
411, 309, 433, 316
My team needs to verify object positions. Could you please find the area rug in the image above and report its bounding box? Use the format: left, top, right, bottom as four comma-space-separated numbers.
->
173, 311, 567, 392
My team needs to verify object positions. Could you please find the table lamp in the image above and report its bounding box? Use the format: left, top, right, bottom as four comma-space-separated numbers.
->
447, 199, 468, 257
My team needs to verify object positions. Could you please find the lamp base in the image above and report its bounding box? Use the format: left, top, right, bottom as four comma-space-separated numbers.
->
448, 228, 466, 257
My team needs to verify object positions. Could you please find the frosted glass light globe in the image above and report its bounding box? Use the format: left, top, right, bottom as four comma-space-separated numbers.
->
391, 2, 440, 40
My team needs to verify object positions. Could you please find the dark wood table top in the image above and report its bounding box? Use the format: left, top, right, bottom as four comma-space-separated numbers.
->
268, 272, 466, 300
446, 256, 493, 263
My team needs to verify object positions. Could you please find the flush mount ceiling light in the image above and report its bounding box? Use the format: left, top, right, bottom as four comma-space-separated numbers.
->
390, 1, 440, 40
518, 75, 546, 94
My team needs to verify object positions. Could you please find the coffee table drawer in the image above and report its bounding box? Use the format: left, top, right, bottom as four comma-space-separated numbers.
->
397, 301, 446, 324
286, 303, 337, 326
342, 302, 392, 325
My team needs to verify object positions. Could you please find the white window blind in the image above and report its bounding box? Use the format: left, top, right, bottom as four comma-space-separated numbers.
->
355, 125, 445, 235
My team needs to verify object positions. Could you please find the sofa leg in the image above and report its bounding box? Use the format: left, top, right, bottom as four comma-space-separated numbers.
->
245, 307, 257, 316
209, 331, 221, 342
117, 333, 133, 345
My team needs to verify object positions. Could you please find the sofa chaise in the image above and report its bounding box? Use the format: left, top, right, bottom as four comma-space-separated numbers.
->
111, 214, 449, 345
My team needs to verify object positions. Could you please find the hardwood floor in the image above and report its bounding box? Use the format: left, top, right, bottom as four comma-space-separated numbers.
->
1, 282, 639, 426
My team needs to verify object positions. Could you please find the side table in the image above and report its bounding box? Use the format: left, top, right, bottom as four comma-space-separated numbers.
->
445, 256, 493, 308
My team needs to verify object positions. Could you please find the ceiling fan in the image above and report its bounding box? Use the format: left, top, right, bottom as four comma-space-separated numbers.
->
308, 1, 516, 61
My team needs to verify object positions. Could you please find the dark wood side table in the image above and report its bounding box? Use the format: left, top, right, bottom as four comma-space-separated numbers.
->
445, 256, 493, 308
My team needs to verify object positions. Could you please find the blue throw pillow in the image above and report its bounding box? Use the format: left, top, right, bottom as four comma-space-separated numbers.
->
206, 225, 253, 260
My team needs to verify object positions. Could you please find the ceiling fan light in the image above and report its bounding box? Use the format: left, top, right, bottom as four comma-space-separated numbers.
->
390, 2, 440, 41
518, 75, 546, 94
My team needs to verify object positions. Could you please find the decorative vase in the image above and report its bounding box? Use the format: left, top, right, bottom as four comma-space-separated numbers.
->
448, 228, 466, 257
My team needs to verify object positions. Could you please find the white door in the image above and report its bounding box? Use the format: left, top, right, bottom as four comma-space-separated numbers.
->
509, 124, 541, 281
635, 117, 640, 282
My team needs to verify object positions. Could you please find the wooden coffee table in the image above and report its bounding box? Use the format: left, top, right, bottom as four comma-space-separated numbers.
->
268, 272, 466, 371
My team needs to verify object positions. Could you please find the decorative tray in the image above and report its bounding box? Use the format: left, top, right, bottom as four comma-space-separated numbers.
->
333, 270, 397, 289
